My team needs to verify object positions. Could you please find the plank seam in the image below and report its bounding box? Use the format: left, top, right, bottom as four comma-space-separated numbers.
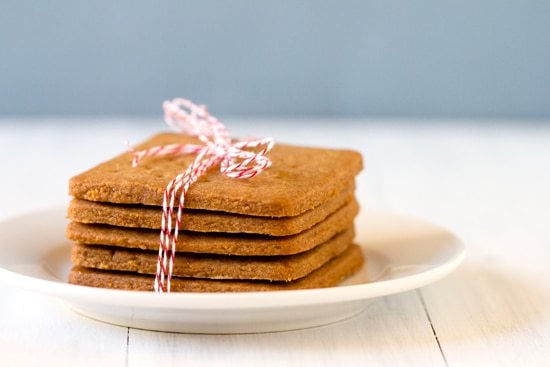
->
125, 327, 130, 367
417, 289, 449, 367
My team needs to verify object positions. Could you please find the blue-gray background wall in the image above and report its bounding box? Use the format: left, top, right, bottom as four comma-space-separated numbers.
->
1, 1, 549, 118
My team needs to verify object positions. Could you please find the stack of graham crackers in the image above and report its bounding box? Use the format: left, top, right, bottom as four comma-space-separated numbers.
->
67, 133, 364, 292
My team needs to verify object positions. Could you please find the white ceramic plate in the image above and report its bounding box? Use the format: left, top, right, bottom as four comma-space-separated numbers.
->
0, 207, 464, 334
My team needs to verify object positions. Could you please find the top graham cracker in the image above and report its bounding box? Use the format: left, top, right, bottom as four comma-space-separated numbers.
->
69, 133, 363, 217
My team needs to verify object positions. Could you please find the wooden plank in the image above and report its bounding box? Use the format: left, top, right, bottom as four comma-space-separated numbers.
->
370, 124, 550, 366
0, 284, 128, 366
127, 292, 445, 367
420, 126, 550, 366
420, 266, 550, 366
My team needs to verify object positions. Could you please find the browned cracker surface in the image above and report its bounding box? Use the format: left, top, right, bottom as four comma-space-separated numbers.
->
71, 227, 354, 281
67, 199, 359, 256
68, 184, 355, 236
69, 133, 363, 217
69, 244, 365, 292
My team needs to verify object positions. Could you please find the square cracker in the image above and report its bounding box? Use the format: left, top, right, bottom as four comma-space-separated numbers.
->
71, 227, 354, 282
68, 183, 355, 236
69, 133, 363, 217
69, 244, 365, 292
66, 199, 358, 256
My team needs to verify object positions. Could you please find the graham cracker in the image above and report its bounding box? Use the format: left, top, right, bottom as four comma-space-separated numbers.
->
72, 227, 354, 281
68, 184, 355, 236
68, 244, 364, 292
69, 133, 363, 217
67, 199, 359, 256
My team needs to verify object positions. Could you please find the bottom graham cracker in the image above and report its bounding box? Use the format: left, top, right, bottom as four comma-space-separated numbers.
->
69, 244, 365, 292
72, 227, 354, 281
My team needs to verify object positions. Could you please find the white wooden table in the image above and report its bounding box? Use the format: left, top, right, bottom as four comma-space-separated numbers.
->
0, 119, 549, 366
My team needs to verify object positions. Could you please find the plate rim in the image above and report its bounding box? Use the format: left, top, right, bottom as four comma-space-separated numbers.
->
0, 207, 466, 310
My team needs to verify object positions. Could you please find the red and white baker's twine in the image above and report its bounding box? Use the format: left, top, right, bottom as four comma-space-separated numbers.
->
130, 98, 274, 293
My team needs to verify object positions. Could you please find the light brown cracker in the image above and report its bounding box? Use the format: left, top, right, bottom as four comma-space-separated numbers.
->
72, 227, 354, 281
68, 244, 365, 292
69, 133, 363, 217
67, 199, 359, 256
68, 184, 355, 236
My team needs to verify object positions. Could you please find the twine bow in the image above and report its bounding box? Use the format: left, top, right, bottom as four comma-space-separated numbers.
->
131, 98, 274, 292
